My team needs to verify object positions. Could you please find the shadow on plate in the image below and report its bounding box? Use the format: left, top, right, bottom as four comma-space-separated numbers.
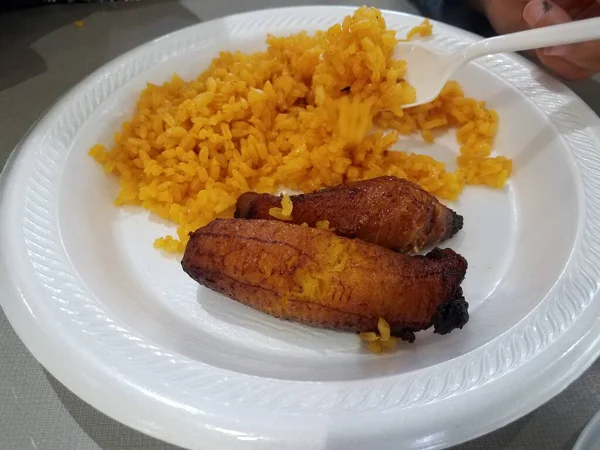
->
195, 285, 448, 359
116, 204, 184, 261
45, 369, 184, 450
41, 345, 600, 449
195, 286, 366, 354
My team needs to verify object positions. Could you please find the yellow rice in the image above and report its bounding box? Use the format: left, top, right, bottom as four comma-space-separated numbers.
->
315, 220, 333, 231
89, 7, 512, 253
404, 18, 433, 40
268, 194, 293, 220
359, 317, 397, 353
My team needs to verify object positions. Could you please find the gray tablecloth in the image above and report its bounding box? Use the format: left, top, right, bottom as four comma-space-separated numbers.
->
2, 1, 600, 449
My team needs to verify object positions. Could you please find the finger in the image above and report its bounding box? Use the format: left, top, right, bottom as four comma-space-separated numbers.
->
523, 0, 572, 56
550, 0, 595, 17
535, 49, 595, 80
523, 0, 572, 27
558, 0, 596, 17
574, 1, 600, 18
530, 0, 600, 70
527, 0, 598, 19
523, 0, 600, 26
523, 0, 600, 75
543, 39, 600, 72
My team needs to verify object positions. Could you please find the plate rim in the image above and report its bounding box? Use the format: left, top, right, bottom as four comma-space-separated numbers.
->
2, 6, 600, 450
574, 408, 600, 450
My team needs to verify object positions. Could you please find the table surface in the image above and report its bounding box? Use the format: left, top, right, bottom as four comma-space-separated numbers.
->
2, 1, 600, 449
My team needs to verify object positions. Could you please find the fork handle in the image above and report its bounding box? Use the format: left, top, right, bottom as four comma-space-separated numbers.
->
461, 17, 600, 62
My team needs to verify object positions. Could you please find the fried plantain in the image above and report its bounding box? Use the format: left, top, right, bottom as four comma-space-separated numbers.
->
182, 219, 468, 340
235, 176, 463, 254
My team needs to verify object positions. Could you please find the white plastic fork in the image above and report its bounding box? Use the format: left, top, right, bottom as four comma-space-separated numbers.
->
397, 17, 600, 108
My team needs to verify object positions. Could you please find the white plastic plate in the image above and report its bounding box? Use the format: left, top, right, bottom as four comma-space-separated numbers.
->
2, 7, 600, 450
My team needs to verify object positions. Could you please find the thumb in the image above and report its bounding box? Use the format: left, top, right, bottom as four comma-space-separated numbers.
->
523, 0, 572, 27
524, 0, 573, 55
522, 0, 594, 80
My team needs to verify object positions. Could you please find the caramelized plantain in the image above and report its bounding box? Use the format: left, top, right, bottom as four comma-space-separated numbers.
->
235, 176, 463, 254
182, 219, 468, 340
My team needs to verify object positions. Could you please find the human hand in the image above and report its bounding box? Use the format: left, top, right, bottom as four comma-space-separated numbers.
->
477, 0, 600, 80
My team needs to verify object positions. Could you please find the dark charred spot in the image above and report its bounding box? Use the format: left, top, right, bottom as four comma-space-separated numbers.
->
450, 212, 463, 237
340, 86, 351, 93
432, 297, 469, 335
425, 247, 446, 260
392, 329, 416, 343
